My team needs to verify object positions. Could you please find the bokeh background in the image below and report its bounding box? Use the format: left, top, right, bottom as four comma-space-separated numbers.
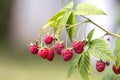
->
0, 0, 120, 80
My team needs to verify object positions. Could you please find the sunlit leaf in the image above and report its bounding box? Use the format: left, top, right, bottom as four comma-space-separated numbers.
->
66, 12, 76, 41
114, 30, 120, 67
78, 51, 91, 80
87, 28, 95, 41
89, 38, 114, 60
74, 3, 106, 15
66, 54, 82, 80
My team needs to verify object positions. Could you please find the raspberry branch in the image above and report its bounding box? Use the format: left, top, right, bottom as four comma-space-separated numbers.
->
81, 15, 120, 38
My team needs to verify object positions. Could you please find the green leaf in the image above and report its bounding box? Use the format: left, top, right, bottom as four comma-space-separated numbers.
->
48, 1, 73, 28
89, 38, 114, 60
87, 28, 95, 41
66, 12, 76, 41
54, 10, 72, 39
48, 11, 65, 28
102, 70, 118, 80
63, 1, 73, 10
44, 1, 74, 39
114, 30, 120, 67
66, 55, 82, 80
42, 21, 54, 29
74, 3, 106, 15
78, 51, 91, 80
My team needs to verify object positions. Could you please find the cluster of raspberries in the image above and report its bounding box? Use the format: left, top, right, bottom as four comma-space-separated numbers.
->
29, 35, 84, 61
96, 60, 120, 74
29, 35, 120, 74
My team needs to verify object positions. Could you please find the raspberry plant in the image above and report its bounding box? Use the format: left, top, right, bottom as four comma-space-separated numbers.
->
28, 1, 120, 80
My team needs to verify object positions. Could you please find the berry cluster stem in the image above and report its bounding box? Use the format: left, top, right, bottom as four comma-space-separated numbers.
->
81, 15, 120, 38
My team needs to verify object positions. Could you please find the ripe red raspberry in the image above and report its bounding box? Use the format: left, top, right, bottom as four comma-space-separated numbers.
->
46, 48, 54, 61
72, 41, 84, 54
53, 42, 64, 55
44, 35, 53, 44
112, 65, 120, 74
29, 44, 38, 54
61, 49, 73, 61
38, 48, 49, 59
96, 60, 106, 72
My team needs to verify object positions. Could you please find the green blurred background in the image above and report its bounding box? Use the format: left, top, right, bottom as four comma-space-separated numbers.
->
0, 0, 120, 80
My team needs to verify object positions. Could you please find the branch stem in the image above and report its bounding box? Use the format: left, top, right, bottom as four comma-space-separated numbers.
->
81, 15, 120, 38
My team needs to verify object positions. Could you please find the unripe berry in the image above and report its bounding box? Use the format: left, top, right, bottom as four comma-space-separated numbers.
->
96, 60, 106, 72
53, 42, 64, 55
72, 41, 84, 54
61, 49, 73, 61
38, 48, 49, 59
46, 48, 55, 61
112, 65, 120, 74
29, 44, 38, 54
44, 35, 53, 44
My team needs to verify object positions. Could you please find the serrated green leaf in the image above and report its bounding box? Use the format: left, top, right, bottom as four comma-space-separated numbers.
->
78, 51, 91, 80
63, 1, 73, 10
66, 55, 82, 80
66, 12, 76, 41
54, 10, 72, 39
87, 28, 95, 41
42, 21, 54, 29
43, 1, 74, 39
48, 1, 73, 28
48, 11, 65, 28
74, 3, 106, 15
114, 30, 120, 67
89, 38, 114, 60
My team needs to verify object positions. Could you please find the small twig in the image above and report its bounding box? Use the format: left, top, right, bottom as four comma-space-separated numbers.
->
66, 20, 89, 29
81, 15, 120, 38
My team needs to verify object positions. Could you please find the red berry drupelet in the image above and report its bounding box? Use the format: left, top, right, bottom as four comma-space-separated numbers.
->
96, 60, 106, 72
112, 65, 120, 74
72, 41, 84, 54
53, 42, 64, 55
61, 49, 73, 61
29, 44, 38, 54
44, 35, 53, 44
46, 48, 55, 61
38, 48, 49, 59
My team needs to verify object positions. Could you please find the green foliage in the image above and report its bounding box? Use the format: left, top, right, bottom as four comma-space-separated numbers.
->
40, 1, 117, 80
102, 70, 119, 80
89, 38, 114, 60
114, 30, 120, 67
74, 3, 106, 15
66, 54, 81, 80
63, 1, 73, 10
87, 28, 95, 41
42, 1, 73, 39
66, 12, 76, 41
66, 51, 91, 80
54, 9, 72, 39
78, 51, 91, 80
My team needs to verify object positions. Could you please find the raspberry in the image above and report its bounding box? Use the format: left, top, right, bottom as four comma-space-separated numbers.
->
112, 65, 120, 74
96, 60, 106, 72
44, 35, 53, 44
53, 42, 64, 55
38, 48, 49, 59
29, 44, 38, 54
72, 41, 84, 54
61, 49, 73, 61
46, 48, 55, 61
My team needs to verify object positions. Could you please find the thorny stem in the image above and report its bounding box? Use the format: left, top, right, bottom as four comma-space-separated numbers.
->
81, 15, 120, 38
